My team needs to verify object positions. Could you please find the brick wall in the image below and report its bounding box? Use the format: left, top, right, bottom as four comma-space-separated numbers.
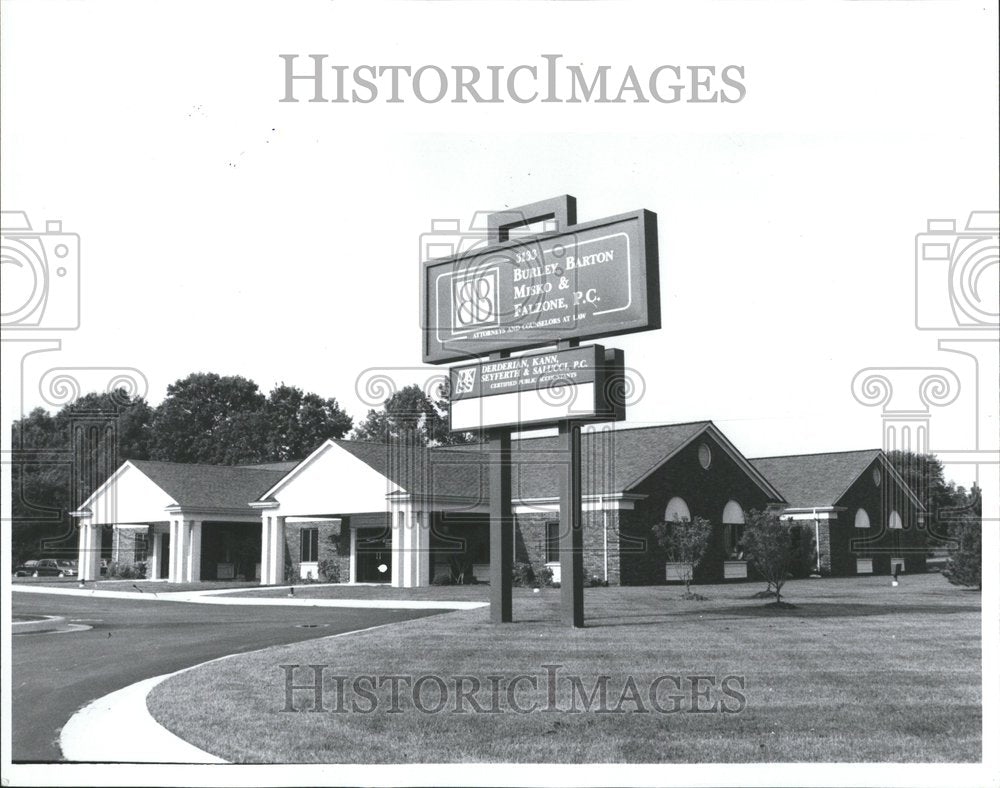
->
514, 511, 620, 585
623, 431, 776, 584
835, 458, 927, 576
284, 519, 349, 582
111, 526, 147, 567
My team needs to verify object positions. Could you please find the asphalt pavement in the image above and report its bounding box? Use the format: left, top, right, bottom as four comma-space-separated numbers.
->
11, 592, 442, 762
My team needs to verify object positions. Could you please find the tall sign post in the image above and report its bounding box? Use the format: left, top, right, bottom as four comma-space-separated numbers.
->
421, 195, 659, 627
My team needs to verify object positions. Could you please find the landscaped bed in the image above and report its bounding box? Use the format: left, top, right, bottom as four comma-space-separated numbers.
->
146, 574, 981, 763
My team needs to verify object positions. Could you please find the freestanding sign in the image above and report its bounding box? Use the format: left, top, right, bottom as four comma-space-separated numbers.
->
422, 210, 659, 364
449, 344, 621, 432
420, 195, 659, 629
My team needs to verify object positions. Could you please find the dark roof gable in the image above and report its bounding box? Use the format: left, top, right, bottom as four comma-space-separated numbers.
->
130, 460, 296, 511
749, 449, 882, 509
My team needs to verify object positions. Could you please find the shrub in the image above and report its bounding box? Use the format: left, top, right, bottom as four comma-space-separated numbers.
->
106, 561, 146, 580
316, 559, 341, 583
511, 562, 535, 587
431, 573, 453, 586
944, 520, 981, 589
536, 565, 555, 587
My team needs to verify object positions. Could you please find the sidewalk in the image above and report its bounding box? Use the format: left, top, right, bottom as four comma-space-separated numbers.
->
12, 583, 488, 610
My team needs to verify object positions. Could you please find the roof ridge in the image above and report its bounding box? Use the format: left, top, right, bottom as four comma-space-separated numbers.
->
131, 458, 294, 470
432, 420, 716, 450
750, 448, 882, 461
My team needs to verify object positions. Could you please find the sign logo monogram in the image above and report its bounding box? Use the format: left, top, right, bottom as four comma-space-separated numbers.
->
454, 367, 477, 395
453, 269, 497, 329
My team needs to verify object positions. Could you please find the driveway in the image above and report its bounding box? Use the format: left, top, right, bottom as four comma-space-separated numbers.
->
11, 591, 442, 762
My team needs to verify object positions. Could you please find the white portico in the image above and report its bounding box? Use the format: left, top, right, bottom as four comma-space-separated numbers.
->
252, 439, 406, 586
72, 459, 294, 582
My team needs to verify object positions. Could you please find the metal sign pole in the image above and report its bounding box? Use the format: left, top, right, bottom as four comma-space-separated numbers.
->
558, 339, 585, 628
488, 352, 513, 623
483, 197, 576, 626
429, 195, 651, 627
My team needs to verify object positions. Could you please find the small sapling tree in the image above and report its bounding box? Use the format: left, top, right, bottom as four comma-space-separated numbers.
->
652, 515, 712, 600
740, 509, 810, 607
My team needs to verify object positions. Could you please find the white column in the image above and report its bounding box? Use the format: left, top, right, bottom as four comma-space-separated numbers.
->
78, 521, 101, 581
348, 525, 357, 584
185, 521, 202, 582
395, 506, 430, 589
149, 530, 161, 580
270, 516, 286, 585
169, 518, 188, 583
261, 514, 286, 584
390, 504, 405, 588
260, 515, 271, 585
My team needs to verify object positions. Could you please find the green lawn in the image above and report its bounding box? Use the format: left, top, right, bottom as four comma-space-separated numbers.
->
146, 574, 981, 763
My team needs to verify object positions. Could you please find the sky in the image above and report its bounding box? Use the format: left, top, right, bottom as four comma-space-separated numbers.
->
2, 0, 998, 489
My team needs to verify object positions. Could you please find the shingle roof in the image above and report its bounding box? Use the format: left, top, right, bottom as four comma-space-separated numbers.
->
333, 422, 721, 501
130, 460, 296, 511
749, 449, 881, 508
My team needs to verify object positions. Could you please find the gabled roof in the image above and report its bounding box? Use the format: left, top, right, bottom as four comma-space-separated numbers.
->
129, 459, 296, 511
749, 449, 923, 510
328, 421, 783, 502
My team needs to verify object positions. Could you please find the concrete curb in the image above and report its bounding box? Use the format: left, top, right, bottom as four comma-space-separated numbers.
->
60, 672, 226, 764
12, 615, 67, 634
12, 584, 488, 610
58, 619, 412, 763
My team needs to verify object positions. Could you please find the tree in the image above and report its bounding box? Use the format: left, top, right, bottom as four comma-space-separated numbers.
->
740, 509, 812, 606
943, 483, 982, 589
10, 389, 154, 566
887, 450, 964, 544
351, 383, 475, 446
651, 515, 712, 599
263, 384, 352, 460
151, 373, 267, 464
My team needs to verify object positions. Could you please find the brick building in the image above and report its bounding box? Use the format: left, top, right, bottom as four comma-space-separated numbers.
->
74, 421, 927, 586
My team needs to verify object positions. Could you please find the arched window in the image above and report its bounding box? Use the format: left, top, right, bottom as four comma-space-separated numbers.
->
854, 508, 871, 529
889, 510, 903, 529
722, 500, 745, 559
664, 496, 691, 522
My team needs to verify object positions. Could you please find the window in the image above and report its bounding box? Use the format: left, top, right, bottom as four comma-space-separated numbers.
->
854, 508, 871, 529
856, 558, 873, 574
698, 443, 712, 470
872, 467, 882, 487
300, 528, 319, 562
134, 533, 148, 562
722, 500, 745, 558
888, 510, 903, 529
545, 521, 560, 563
664, 497, 691, 523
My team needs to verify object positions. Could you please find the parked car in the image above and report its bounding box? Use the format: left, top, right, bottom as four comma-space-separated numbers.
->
13, 558, 78, 578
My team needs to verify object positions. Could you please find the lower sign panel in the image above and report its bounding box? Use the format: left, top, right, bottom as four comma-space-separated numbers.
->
449, 345, 623, 431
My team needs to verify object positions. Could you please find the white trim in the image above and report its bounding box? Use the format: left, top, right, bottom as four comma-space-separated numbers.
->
256, 439, 338, 501
781, 509, 843, 521
514, 493, 643, 514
